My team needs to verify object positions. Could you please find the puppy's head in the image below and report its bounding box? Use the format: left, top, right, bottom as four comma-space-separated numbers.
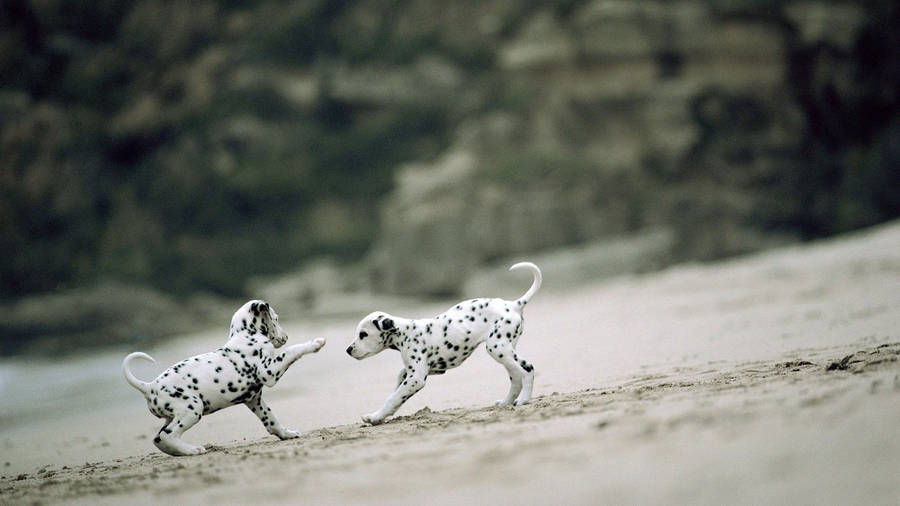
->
346, 311, 397, 359
232, 300, 289, 347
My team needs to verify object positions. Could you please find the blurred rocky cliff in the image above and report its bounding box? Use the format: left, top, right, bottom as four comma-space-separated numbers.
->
1, 1, 899, 314
367, 0, 900, 295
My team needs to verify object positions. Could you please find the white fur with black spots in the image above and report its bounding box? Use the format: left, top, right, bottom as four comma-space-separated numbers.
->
123, 300, 326, 456
347, 262, 542, 425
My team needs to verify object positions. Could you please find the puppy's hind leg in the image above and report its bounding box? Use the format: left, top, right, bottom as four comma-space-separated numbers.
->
486, 340, 524, 406
153, 411, 205, 456
488, 317, 535, 406
512, 352, 535, 405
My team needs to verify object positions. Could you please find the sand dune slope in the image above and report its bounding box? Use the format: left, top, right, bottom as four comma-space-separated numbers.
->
3, 342, 899, 505
2, 221, 899, 504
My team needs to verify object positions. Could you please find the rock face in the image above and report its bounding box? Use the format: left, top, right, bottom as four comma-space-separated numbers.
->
1, 0, 897, 302
369, 0, 893, 297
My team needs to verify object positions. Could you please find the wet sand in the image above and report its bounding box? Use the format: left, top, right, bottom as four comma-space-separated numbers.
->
2, 221, 899, 504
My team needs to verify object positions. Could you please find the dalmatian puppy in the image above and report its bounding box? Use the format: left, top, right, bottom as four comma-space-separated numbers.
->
122, 300, 326, 456
347, 262, 542, 425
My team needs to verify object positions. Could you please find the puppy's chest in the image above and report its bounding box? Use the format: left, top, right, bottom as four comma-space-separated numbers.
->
214, 347, 269, 386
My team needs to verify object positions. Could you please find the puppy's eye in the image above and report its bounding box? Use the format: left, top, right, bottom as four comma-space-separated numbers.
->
359, 331, 368, 339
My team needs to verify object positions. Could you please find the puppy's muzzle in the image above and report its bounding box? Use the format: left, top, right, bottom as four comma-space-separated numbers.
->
346, 346, 354, 356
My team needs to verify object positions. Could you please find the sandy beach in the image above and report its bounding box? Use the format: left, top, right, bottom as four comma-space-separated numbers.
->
2, 221, 899, 504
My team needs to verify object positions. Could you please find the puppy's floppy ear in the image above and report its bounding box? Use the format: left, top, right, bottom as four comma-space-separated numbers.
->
257, 301, 273, 335
381, 318, 395, 331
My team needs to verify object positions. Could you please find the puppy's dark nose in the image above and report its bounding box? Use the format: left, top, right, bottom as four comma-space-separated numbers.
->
346, 346, 353, 355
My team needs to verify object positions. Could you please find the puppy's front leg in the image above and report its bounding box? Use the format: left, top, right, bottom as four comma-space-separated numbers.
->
246, 394, 298, 439
395, 368, 408, 389
363, 367, 426, 425
261, 338, 326, 387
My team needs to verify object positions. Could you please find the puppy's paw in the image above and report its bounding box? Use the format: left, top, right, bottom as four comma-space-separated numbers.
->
185, 445, 207, 456
362, 413, 384, 425
494, 399, 512, 407
512, 398, 530, 407
275, 428, 300, 439
312, 338, 326, 351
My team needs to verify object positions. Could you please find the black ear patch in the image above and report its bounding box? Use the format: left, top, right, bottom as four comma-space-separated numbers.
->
382, 318, 395, 331
259, 302, 272, 334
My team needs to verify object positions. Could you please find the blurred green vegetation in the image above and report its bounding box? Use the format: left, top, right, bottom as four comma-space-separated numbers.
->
1, 0, 898, 302
0, 0, 468, 298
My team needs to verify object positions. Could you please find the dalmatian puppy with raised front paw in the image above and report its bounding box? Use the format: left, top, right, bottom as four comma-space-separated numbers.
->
347, 262, 542, 425
123, 300, 326, 456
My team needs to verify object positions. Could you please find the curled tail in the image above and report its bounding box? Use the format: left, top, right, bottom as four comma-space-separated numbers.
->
510, 261, 542, 310
122, 352, 155, 395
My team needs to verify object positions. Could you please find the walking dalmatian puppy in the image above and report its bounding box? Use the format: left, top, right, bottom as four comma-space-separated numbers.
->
347, 262, 542, 425
123, 300, 326, 456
